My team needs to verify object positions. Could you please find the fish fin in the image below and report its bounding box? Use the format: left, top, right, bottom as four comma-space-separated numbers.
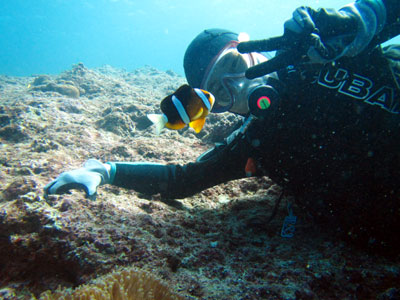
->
189, 118, 206, 133
165, 122, 186, 130
192, 107, 204, 120
147, 114, 168, 135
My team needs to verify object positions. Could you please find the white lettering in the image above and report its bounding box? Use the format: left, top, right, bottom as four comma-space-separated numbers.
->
317, 67, 399, 114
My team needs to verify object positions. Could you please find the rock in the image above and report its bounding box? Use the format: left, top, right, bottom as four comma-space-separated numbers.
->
19, 192, 39, 203
30, 81, 80, 98
32, 75, 52, 86
0, 124, 30, 142
0, 288, 16, 300
2, 178, 37, 201
96, 110, 136, 136
59, 102, 82, 114
0, 114, 11, 127
54, 84, 80, 98
59, 199, 73, 212
378, 288, 400, 300
111, 146, 131, 158
30, 139, 59, 152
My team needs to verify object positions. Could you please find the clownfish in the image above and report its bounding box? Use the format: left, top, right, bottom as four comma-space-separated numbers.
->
147, 84, 215, 135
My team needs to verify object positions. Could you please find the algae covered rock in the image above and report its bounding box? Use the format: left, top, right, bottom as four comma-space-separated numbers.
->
0, 124, 30, 143
30, 81, 80, 98
2, 177, 37, 201
96, 108, 136, 136
32, 75, 52, 86
30, 75, 80, 98
53, 83, 80, 98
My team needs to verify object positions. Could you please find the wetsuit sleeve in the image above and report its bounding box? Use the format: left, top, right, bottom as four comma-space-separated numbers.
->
320, 0, 398, 56
326, 0, 386, 57
374, 0, 400, 44
382, 0, 400, 26
106, 132, 252, 199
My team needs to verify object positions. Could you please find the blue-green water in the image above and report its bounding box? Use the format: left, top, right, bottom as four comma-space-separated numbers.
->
0, 0, 398, 76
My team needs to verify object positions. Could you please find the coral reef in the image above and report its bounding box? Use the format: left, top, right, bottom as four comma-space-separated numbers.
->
0, 65, 399, 300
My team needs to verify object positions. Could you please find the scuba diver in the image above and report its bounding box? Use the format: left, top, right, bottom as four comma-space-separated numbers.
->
45, 0, 400, 254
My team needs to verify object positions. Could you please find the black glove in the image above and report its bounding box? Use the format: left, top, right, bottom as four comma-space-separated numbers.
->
238, 2, 385, 79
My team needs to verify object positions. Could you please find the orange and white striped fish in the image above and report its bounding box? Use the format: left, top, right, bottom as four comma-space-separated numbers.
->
148, 84, 215, 134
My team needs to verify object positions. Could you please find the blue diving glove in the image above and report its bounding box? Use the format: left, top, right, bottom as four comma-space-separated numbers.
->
44, 159, 111, 200
237, 0, 386, 78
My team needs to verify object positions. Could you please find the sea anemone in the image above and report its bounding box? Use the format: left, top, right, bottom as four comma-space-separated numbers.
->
38, 267, 184, 300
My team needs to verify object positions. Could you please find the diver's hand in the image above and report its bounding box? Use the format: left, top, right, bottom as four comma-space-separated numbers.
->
238, 2, 385, 78
44, 159, 111, 200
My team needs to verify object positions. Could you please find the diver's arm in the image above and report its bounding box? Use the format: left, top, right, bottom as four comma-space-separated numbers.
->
237, 0, 390, 78
44, 159, 112, 200
109, 130, 251, 199
382, 0, 400, 27
44, 129, 253, 200
372, 0, 400, 45
322, 0, 386, 55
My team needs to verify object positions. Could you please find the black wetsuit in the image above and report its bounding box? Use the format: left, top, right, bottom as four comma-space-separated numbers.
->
110, 2, 400, 253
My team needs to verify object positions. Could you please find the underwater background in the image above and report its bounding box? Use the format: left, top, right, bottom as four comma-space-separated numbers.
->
1, 1, 400, 299
4, 0, 397, 77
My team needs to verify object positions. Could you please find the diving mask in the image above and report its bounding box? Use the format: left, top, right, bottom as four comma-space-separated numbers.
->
201, 39, 268, 114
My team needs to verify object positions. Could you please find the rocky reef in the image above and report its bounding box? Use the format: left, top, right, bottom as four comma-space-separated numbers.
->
0, 64, 399, 299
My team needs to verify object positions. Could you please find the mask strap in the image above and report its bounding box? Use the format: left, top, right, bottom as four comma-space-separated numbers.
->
200, 40, 239, 89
